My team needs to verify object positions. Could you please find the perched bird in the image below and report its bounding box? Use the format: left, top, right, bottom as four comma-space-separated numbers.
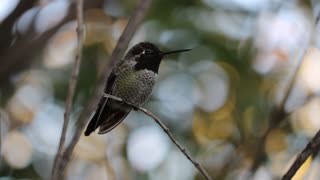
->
84, 42, 191, 136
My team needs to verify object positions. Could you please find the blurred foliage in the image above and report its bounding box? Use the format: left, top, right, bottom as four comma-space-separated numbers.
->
1, 0, 320, 180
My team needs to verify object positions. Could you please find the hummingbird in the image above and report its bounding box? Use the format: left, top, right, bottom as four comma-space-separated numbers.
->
84, 42, 191, 136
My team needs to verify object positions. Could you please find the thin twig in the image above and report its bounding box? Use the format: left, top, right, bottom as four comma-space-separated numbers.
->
281, 12, 320, 180
55, 0, 153, 179
51, 1, 84, 179
250, 38, 310, 172
103, 94, 212, 180
278, 48, 309, 110
0, 111, 1, 156
250, 17, 317, 171
282, 130, 320, 180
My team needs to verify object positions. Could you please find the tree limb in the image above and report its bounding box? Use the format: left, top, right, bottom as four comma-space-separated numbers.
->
282, 130, 320, 180
54, 0, 153, 179
279, 13, 320, 179
51, 0, 84, 180
103, 94, 212, 180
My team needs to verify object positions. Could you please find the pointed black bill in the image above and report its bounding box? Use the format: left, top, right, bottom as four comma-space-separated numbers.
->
160, 48, 191, 56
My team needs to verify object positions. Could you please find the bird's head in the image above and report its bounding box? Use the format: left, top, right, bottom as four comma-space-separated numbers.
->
125, 42, 191, 73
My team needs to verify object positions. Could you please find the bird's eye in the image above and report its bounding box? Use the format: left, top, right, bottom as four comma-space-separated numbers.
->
144, 50, 153, 55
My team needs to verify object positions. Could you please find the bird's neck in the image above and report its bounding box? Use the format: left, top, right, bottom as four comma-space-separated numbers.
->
134, 57, 161, 73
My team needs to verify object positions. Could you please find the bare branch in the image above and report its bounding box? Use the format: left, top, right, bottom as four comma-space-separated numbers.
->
282, 130, 320, 180
54, 0, 153, 178
51, 0, 84, 180
103, 94, 212, 180
249, 11, 320, 172
250, 38, 310, 172
279, 94, 319, 179
0, 112, 2, 155
279, 14, 320, 179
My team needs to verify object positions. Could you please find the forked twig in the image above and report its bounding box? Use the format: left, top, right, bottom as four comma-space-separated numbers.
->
103, 94, 212, 180
51, 0, 84, 179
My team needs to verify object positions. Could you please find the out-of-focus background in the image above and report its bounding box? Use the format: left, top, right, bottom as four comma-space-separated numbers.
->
0, 0, 320, 179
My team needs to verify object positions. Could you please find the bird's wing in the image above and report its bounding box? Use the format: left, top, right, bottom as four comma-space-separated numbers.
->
93, 59, 127, 126
97, 103, 131, 134
93, 72, 117, 127
84, 60, 127, 136
105, 59, 125, 93
84, 71, 116, 136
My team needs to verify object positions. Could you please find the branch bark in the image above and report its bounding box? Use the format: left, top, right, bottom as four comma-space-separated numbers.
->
103, 94, 212, 180
282, 130, 320, 180
51, 0, 84, 180
278, 14, 320, 179
54, 0, 153, 179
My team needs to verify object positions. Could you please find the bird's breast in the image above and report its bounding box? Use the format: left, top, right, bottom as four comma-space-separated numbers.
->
113, 69, 157, 106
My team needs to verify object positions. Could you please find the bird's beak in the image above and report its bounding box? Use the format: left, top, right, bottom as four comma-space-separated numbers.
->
160, 49, 191, 56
